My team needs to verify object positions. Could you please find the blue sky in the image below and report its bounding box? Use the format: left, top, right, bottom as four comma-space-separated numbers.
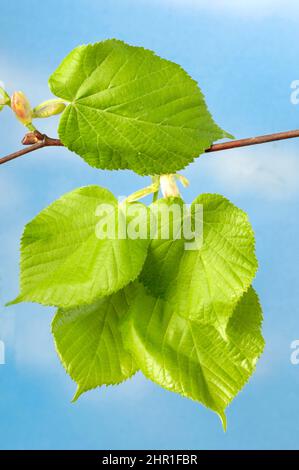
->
1, 0, 299, 450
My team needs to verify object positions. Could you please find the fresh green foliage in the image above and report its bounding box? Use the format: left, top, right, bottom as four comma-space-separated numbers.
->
168, 194, 257, 328
141, 195, 257, 330
6, 39, 264, 428
53, 284, 138, 401
0, 86, 10, 111
49, 39, 232, 175
139, 197, 186, 297
9, 186, 149, 308
122, 284, 264, 430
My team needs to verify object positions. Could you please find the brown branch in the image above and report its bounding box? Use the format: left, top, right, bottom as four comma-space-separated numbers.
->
205, 129, 299, 153
1, 129, 299, 166
0, 131, 63, 165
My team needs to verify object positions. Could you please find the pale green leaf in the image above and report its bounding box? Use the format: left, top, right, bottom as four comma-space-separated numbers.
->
53, 284, 138, 400
139, 197, 186, 297
141, 194, 258, 329
122, 284, 264, 429
49, 39, 232, 175
10, 186, 149, 308
168, 194, 258, 327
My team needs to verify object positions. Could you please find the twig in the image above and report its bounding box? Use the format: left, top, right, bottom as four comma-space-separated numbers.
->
1, 129, 299, 166
0, 131, 63, 165
206, 129, 299, 153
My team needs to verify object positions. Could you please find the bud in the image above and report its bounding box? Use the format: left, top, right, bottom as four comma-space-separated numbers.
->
22, 132, 41, 145
0, 85, 10, 109
160, 174, 180, 198
32, 99, 66, 118
11, 91, 33, 125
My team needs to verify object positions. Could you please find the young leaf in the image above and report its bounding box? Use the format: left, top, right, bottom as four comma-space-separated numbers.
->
141, 194, 258, 329
122, 284, 264, 429
168, 194, 258, 327
0, 86, 10, 110
52, 284, 139, 401
140, 194, 257, 329
139, 197, 186, 297
10, 186, 149, 308
49, 39, 232, 175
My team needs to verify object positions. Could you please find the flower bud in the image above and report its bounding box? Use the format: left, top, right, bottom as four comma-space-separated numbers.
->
11, 91, 33, 125
32, 99, 66, 118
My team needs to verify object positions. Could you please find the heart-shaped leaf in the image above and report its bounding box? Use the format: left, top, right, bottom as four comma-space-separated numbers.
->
9, 186, 149, 308
49, 39, 232, 175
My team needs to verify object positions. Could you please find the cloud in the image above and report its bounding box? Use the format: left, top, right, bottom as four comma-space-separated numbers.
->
143, 0, 299, 17
187, 147, 299, 201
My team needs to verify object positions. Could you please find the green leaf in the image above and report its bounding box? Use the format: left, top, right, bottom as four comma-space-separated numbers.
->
141, 194, 258, 329
10, 186, 149, 308
139, 197, 186, 297
53, 284, 138, 400
0, 86, 10, 109
168, 194, 258, 327
122, 284, 264, 429
49, 39, 232, 176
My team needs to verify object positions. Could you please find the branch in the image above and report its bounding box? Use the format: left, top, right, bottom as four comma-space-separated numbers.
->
206, 129, 299, 153
1, 129, 299, 166
0, 131, 63, 165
